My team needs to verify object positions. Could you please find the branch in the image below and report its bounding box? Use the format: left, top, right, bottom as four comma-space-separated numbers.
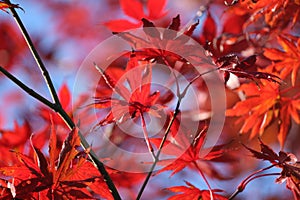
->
3, 1, 121, 199
4, 0, 60, 105
136, 66, 222, 199
228, 164, 277, 200
0, 66, 55, 110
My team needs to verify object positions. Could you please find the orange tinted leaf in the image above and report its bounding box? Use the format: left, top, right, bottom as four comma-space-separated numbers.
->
264, 35, 300, 86
56, 128, 80, 179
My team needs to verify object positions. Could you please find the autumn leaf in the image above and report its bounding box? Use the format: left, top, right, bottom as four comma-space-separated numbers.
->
38, 83, 88, 136
114, 16, 212, 79
225, 0, 300, 30
0, 121, 31, 166
243, 138, 300, 199
167, 181, 228, 200
94, 54, 165, 126
226, 80, 300, 147
199, 11, 217, 44
264, 35, 300, 86
0, 128, 112, 199
216, 54, 281, 85
104, 0, 167, 32
151, 124, 231, 179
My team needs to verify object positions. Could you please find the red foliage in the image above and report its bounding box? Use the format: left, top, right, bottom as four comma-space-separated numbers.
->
243, 138, 300, 199
0, 128, 112, 199
105, 0, 167, 32
167, 181, 228, 200
0, 0, 300, 199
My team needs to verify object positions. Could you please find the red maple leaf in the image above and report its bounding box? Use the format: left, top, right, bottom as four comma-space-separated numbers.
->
0, 121, 31, 167
242, 138, 300, 199
105, 0, 167, 32
167, 181, 228, 200
0, 128, 112, 199
39, 83, 72, 127
94, 53, 165, 126
199, 11, 217, 44
151, 122, 231, 179
216, 54, 281, 85
114, 16, 213, 81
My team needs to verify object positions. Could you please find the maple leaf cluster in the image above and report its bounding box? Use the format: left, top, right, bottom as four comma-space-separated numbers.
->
0, 0, 300, 199
0, 128, 112, 199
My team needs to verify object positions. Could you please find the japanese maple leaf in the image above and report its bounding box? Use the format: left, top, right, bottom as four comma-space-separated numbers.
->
0, 128, 112, 199
0, 121, 31, 166
151, 123, 230, 179
167, 181, 228, 200
216, 54, 281, 85
227, 80, 300, 147
39, 83, 72, 127
264, 35, 300, 86
105, 0, 167, 32
94, 54, 165, 126
199, 11, 217, 44
225, 0, 300, 30
243, 138, 300, 199
115, 16, 214, 80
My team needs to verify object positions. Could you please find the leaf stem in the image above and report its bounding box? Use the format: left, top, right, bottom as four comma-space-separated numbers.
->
228, 164, 277, 200
228, 173, 281, 200
3, 2, 121, 199
193, 161, 214, 200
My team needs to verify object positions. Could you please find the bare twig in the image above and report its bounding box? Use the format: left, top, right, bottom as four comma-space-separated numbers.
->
0, 66, 55, 110
228, 164, 278, 200
2, 2, 121, 199
4, 0, 60, 105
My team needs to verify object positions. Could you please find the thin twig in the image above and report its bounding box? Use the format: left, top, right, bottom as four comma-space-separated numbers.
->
5, 0, 60, 105
3, 2, 121, 199
193, 161, 214, 200
136, 98, 181, 200
140, 113, 156, 158
228, 164, 277, 200
0, 66, 121, 200
228, 173, 281, 200
136, 64, 223, 199
0, 66, 55, 110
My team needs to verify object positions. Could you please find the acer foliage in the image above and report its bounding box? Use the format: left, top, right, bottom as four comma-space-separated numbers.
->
167, 181, 227, 200
227, 80, 300, 147
105, 0, 167, 32
264, 35, 300, 86
241, 138, 300, 199
0, 0, 299, 200
0, 128, 111, 199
